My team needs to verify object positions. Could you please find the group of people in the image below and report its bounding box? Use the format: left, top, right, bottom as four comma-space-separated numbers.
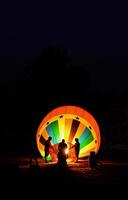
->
44, 136, 80, 164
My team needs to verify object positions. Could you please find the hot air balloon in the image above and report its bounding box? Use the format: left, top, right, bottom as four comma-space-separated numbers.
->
36, 105, 101, 162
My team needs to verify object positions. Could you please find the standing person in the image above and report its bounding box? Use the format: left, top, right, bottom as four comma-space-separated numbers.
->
44, 136, 53, 163
58, 139, 68, 165
70, 138, 80, 163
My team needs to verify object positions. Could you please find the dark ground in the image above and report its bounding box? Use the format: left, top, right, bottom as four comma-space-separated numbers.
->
1, 156, 128, 184
0, 153, 128, 198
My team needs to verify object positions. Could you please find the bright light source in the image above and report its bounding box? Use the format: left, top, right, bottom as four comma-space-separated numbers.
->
65, 148, 68, 155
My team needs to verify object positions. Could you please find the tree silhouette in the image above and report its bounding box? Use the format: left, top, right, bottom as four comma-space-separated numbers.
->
32, 46, 90, 108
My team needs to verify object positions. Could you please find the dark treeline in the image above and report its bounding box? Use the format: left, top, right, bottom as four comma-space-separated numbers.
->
0, 46, 128, 157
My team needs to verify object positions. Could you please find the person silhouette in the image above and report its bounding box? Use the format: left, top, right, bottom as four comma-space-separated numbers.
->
89, 151, 102, 169
70, 138, 80, 163
57, 139, 68, 166
44, 136, 54, 163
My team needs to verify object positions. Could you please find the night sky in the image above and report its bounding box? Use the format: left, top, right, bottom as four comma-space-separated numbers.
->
0, 1, 128, 156
0, 1, 128, 91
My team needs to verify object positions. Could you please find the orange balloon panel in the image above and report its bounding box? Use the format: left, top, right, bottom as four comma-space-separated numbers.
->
36, 105, 101, 161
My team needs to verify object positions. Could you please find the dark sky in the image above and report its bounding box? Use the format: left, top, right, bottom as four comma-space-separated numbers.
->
0, 0, 128, 91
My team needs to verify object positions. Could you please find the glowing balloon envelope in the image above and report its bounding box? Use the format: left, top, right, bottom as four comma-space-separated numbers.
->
36, 106, 101, 161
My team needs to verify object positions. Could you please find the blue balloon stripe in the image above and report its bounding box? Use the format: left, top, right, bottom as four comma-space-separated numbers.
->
79, 127, 92, 144
46, 125, 58, 144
